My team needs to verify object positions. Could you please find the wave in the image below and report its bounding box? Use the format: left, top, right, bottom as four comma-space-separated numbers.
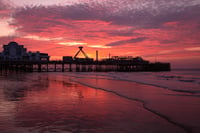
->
61, 71, 200, 95
69, 77, 192, 133
50, 72, 200, 133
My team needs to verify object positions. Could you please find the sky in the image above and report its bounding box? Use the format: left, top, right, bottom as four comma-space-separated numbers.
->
0, 0, 200, 69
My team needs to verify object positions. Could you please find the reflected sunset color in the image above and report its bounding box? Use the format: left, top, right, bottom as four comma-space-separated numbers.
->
0, 0, 200, 68
1, 1, 200, 132
1, 72, 192, 133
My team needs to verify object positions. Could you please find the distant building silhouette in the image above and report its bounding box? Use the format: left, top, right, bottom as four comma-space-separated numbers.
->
102, 56, 149, 64
0, 42, 49, 61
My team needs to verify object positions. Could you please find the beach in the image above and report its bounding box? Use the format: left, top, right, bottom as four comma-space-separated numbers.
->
0, 71, 200, 133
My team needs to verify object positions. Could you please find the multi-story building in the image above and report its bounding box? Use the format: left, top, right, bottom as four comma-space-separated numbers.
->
0, 41, 50, 61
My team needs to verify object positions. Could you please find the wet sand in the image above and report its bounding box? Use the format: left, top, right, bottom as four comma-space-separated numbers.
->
0, 72, 198, 133
68, 73, 200, 133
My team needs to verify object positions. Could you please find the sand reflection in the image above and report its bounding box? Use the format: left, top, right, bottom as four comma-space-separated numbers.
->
0, 73, 185, 133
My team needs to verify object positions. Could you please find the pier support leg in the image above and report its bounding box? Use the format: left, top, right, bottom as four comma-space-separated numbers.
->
47, 64, 48, 72
62, 63, 64, 72
54, 64, 56, 72
76, 64, 80, 72
69, 64, 72, 72
38, 64, 41, 72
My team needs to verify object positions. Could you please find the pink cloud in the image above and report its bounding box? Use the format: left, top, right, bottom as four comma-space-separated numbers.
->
0, 0, 200, 68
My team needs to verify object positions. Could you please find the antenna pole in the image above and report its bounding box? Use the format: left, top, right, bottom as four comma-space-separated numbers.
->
96, 50, 98, 62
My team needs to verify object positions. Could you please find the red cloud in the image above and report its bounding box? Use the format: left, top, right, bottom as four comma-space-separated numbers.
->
0, 1, 200, 68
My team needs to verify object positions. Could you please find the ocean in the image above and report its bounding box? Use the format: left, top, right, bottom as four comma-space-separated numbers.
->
0, 70, 200, 133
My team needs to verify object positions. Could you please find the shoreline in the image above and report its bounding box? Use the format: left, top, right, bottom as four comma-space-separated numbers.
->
0, 72, 199, 133
68, 73, 200, 133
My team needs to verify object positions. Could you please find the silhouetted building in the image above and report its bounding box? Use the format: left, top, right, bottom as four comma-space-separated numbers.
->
2, 42, 27, 61
0, 42, 50, 61
102, 56, 149, 64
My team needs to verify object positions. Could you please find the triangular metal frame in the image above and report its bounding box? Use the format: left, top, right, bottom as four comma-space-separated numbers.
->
74, 46, 89, 58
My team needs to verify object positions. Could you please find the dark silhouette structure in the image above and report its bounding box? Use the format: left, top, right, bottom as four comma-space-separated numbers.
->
0, 42, 171, 72
73, 46, 93, 62
0, 42, 49, 61
74, 46, 89, 59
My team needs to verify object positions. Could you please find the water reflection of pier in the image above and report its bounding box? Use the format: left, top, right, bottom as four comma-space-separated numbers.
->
0, 60, 170, 72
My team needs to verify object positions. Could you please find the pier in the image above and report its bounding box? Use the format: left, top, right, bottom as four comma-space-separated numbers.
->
0, 42, 171, 72
0, 60, 170, 72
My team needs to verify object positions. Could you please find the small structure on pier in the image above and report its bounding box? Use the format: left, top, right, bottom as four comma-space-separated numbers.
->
103, 56, 149, 64
74, 46, 88, 59
63, 56, 73, 62
73, 46, 93, 62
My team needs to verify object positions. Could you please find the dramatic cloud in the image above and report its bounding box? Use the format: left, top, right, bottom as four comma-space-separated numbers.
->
160, 40, 178, 44
0, 0, 9, 10
12, 1, 200, 28
0, 0, 17, 37
0, 0, 200, 68
106, 37, 148, 46
0, 19, 17, 37
0, 0, 12, 18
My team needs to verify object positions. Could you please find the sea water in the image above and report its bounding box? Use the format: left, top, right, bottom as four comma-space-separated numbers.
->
0, 70, 199, 133
65, 69, 200, 94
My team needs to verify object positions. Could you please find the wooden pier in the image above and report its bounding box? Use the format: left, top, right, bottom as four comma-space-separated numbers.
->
0, 60, 170, 72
